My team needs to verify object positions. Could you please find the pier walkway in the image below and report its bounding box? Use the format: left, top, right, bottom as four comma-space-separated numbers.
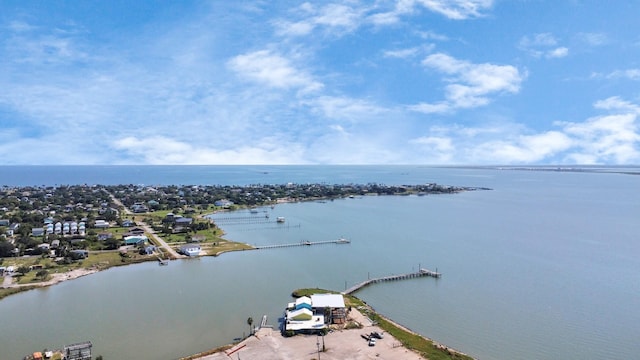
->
254, 238, 350, 249
343, 268, 441, 295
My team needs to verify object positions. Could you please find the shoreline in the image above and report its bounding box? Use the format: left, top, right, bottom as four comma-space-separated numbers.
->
2, 197, 474, 359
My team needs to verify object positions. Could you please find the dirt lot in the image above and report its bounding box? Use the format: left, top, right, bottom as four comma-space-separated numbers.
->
196, 309, 426, 360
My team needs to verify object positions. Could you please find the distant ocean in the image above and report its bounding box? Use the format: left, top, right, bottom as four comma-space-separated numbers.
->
1, 165, 639, 360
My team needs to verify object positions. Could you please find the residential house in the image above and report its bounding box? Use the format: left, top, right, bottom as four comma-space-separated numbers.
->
32, 227, 45, 237
94, 220, 109, 229
0, 219, 9, 227
214, 199, 234, 207
180, 243, 201, 256
131, 203, 149, 213
284, 294, 346, 332
122, 227, 145, 237
121, 219, 136, 227
175, 217, 193, 226
123, 235, 147, 246
97, 232, 114, 241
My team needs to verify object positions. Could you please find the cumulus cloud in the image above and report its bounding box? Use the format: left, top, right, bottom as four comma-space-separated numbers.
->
277, 0, 494, 36
471, 131, 573, 163
113, 136, 308, 165
227, 50, 323, 93
273, 3, 363, 37
406, 96, 639, 164
383, 47, 421, 59
519, 33, 569, 59
591, 69, 640, 81
305, 96, 389, 122
415, 0, 494, 20
558, 97, 640, 164
411, 53, 524, 113
577, 32, 608, 46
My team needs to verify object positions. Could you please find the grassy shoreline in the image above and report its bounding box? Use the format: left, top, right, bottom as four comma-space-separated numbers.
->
293, 288, 474, 360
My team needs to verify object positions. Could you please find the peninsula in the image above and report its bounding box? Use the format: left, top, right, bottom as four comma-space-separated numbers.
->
1, 181, 487, 359
0, 181, 488, 300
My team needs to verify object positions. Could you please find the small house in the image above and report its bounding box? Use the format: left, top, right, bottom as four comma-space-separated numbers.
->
123, 235, 148, 246
94, 220, 109, 228
180, 243, 201, 257
31, 227, 45, 237
175, 217, 193, 226
98, 232, 114, 241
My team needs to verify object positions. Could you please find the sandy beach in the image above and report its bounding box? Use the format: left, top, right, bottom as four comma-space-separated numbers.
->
188, 308, 428, 360
2, 268, 98, 289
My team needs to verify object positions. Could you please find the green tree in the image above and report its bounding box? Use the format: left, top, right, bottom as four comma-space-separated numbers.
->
247, 316, 253, 336
36, 269, 49, 281
16, 265, 30, 275
0, 240, 15, 257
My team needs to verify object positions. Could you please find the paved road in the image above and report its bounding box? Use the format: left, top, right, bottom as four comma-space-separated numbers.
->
107, 191, 184, 259
140, 223, 184, 259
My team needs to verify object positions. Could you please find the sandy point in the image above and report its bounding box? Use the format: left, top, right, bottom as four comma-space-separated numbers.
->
3, 268, 99, 289
191, 308, 426, 360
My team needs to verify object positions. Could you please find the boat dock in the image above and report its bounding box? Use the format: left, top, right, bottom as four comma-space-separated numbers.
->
255, 238, 350, 250
343, 268, 441, 295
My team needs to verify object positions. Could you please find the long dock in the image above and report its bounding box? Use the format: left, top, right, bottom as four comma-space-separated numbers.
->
255, 238, 350, 250
343, 268, 441, 295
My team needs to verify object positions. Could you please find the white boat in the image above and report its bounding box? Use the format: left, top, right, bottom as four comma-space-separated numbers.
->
276, 217, 285, 223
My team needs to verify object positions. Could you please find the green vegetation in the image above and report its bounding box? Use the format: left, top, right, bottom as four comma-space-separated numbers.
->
353, 298, 473, 360
291, 288, 338, 297
0, 285, 39, 300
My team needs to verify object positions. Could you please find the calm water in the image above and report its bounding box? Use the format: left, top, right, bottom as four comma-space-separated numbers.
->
1, 166, 639, 360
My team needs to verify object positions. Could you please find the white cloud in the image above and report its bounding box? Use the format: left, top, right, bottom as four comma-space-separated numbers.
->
274, 3, 363, 37
519, 33, 568, 59
471, 131, 573, 163
412, 53, 524, 113
113, 136, 309, 165
555, 97, 640, 164
277, 0, 493, 37
547, 47, 568, 58
577, 32, 608, 46
593, 69, 640, 81
306, 96, 389, 122
383, 47, 421, 59
415, 0, 494, 20
406, 97, 640, 164
410, 136, 454, 162
227, 50, 323, 93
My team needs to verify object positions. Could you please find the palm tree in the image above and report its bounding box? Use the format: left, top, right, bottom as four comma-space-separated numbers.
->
247, 317, 253, 336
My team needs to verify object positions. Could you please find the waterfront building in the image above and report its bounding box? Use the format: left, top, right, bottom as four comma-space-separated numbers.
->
180, 243, 201, 256
284, 294, 346, 332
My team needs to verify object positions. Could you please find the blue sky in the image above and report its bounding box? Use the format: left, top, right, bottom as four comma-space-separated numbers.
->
1, 0, 639, 165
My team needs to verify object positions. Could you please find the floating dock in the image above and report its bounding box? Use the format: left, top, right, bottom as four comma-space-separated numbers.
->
255, 238, 350, 250
343, 268, 441, 295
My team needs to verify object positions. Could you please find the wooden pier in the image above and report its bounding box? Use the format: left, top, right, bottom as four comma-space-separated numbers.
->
343, 268, 441, 295
254, 238, 350, 250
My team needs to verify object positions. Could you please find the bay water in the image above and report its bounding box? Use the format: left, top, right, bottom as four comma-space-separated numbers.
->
0, 166, 638, 359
